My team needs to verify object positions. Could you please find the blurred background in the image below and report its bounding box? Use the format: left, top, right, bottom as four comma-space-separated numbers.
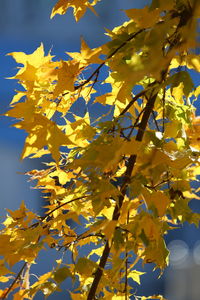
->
0, 0, 200, 299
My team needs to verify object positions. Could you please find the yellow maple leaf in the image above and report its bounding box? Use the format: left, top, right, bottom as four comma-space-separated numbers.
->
128, 270, 145, 284
10, 92, 26, 105
8, 43, 53, 70
0, 260, 13, 277
51, 0, 98, 21
31, 272, 53, 289
170, 54, 200, 72
67, 38, 102, 67
186, 115, 200, 150
13, 290, 28, 300
140, 215, 161, 242
143, 191, 170, 217
5, 99, 36, 122
7, 44, 56, 98
7, 201, 27, 221
64, 112, 96, 147
125, 6, 160, 28
53, 61, 80, 97
19, 114, 73, 162
121, 138, 142, 155
0, 276, 10, 283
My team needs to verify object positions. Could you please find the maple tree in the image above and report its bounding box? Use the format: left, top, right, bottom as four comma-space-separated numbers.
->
1, 0, 200, 299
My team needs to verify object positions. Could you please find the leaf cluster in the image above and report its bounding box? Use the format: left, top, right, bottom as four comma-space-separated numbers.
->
1, 0, 200, 299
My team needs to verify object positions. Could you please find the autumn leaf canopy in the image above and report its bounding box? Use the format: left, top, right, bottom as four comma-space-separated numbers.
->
1, 0, 200, 299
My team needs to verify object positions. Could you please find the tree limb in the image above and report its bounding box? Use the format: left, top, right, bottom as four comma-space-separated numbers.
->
87, 91, 158, 299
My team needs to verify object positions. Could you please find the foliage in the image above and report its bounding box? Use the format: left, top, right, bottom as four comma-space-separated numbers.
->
1, 0, 200, 299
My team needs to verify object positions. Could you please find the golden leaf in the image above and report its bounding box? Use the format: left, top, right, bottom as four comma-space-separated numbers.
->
53, 61, 80, 97
125, 6, 160, 28
51, 0, 98, 21
67, 38, 102, 67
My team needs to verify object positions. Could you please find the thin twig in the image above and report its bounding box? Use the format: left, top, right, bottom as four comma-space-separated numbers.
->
1, 262, 27, 299
41, 195, 90, 221
126, 107, 146, 140
152, 110, 160, 131
73, 29, 145, 92
118, 90, 146, 117
162, 87, 166, 133
29, 195, 90, 228
144, 176, 173, 190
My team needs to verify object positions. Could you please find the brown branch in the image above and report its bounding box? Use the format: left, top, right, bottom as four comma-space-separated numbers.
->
126, 107, 146, 140
144, 176, 173, 190
87, 90, 158, 300
59, 232, 105, 250
152, 110, 160, 131
162, 87, 166, 133
73, 29, 145, 92
124, 211, 130, 299
40, 195, 90, 221
29, 195, 90, 229
1, 262, 27, 299
118, 90, 146, 117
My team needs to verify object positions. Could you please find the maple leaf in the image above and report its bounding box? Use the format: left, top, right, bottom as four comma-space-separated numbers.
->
2, 0, 200, 299
53, 61, 80, 97
67, 38, 102, 67
17, 114, 73, 162
128, 270, 145, 284
51, 0, 98, 21
8, 43, 53, 71
186, 115, 200, 150
125, 6, 160, 28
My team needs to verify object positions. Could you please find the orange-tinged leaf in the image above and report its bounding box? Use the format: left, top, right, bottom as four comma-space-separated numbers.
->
7, 201, 27, 220
186, 115, 200, 150
0, 260, 14, 277
144, 191, 170, 217
53, 61, 80, 97
13, 290, 29, 300
51, 0, 98, 21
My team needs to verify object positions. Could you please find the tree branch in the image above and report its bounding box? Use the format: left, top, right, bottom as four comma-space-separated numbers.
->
87, 91, 158, 299
118, 90, 146, 117
74, 29, 145, 91
2, 262, 27, 299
